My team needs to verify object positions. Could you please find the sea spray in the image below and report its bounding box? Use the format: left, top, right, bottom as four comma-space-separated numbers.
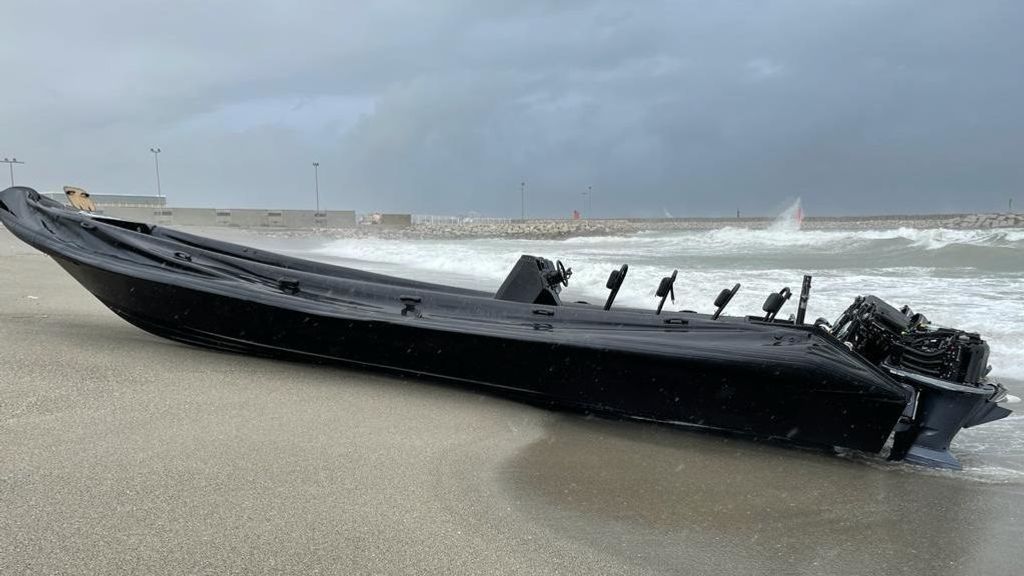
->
769, 197, 804, 231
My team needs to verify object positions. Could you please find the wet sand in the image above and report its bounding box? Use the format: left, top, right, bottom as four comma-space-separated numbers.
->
1, 225, 1022, 575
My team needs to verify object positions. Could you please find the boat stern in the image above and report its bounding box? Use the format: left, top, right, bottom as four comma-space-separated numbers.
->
885, 369, 1014, 469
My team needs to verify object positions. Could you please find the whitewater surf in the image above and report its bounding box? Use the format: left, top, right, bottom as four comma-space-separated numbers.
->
306, 226, 1024, 382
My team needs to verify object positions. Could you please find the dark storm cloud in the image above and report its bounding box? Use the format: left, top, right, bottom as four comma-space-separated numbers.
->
2, 1, 1022, 216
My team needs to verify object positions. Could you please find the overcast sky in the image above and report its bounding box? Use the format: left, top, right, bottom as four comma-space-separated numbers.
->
2, 1, 1022, 217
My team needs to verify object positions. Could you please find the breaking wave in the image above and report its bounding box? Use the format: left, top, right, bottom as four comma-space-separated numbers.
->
308, 226, 1024, 381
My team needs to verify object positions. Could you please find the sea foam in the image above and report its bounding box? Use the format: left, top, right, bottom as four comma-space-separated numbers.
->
309, 226, 1024, 380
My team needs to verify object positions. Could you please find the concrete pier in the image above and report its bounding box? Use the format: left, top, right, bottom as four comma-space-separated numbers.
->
94, 205, 359, 229
40, 191, 362, 229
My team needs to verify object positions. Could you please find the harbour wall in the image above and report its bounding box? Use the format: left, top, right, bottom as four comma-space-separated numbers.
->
84, 207, 1024, 234
93, 206, 361, 228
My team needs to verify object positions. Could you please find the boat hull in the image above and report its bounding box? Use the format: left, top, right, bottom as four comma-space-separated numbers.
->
51, 251, 905, 453
3, 186, 910, 454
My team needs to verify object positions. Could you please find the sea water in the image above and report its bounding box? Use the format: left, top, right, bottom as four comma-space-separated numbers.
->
307, 226, 1024, 381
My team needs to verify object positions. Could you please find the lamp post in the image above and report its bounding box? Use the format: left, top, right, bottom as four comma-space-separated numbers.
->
1, 157, 25, 187
520, 181, 526, 220
149, 148, 162, 197
313, 162, 320, 214
585, 185, 592, 218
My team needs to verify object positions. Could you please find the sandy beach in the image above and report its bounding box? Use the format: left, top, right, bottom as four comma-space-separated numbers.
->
2, 224, 1023, 576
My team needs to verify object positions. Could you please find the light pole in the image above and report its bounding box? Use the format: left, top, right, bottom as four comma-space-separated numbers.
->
149, 148, 162, 198
1, 157, 25, 187
313, 162, 320, 214
520, 181, 526, 220
585, 185, 592, 218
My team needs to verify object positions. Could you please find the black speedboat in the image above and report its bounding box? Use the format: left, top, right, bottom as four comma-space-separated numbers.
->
0, 186, 1013, 468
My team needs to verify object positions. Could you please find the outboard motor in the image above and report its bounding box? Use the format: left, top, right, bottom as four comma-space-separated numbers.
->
830, 295, 1012, 469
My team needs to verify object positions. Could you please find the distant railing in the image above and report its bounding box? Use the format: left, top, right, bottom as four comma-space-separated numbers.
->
412, 214, 512, 226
